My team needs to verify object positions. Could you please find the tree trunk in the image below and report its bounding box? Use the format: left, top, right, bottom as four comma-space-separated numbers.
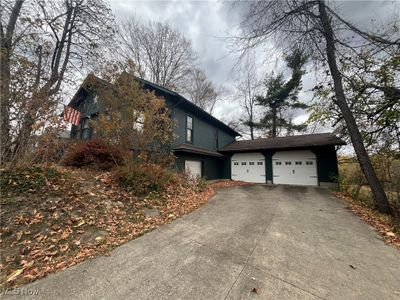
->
271, 106, 277, 137
249, 116, 254, 140
12, 3, 75, 159
318, 0, 391, 214
0, 0, 24, 163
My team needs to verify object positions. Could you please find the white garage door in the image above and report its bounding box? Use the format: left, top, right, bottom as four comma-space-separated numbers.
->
231, 152, 266, 183
185, 160, 202, 178
272, 150, 318, 186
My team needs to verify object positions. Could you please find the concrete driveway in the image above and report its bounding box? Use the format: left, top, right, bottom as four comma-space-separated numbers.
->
7, 185, 400, 299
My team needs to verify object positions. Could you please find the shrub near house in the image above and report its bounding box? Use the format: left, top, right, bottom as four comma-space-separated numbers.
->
62, 138, 124, 170
114, 162, 182, 196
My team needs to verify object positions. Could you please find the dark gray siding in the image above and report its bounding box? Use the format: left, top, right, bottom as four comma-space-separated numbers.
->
220, 154, 232, 179
170, 104, 235, 150
70, 89, 101, 139
262, 151, 274, 182
218, 130, 236, 150
140, 80, 238, 151
174, 152, 227, 180
313, 146, 339, 183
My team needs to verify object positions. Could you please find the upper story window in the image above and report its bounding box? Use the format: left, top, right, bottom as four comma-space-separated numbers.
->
186, 115, 193, 143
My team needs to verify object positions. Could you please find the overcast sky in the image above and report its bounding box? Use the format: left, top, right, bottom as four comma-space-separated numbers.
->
109, 0, 399, 136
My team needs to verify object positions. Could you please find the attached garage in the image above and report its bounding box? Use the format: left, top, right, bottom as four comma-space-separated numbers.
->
272, 150, 318, 186
231, 152, 266, 183
220, 133, 346, 187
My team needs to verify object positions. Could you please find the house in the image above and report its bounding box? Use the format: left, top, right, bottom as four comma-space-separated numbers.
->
67, 74, 345, 186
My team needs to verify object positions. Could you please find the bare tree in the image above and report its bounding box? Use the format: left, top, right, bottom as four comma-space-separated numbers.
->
182, 68, 220, 114
119, 18, 197, 90
235, 54, 261, 140
1, 0, 116, 163
0, 0, 25, 162
235, 0, 399, 213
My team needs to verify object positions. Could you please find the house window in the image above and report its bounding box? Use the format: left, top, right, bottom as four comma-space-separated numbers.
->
285, 161, 292, 165
306, 161, 314, 165
249, 162, 255, 165
241, 162, 246, 165
257, 162, 263, 165
295, 161, 302, 165
275, 161, 282, 165
186, 115, 193, 142
234, 162, 239, 165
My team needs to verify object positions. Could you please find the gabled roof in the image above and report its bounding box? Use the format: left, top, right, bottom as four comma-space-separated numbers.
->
219, 133, 346, 152
67, 74, 107, 108
133, 76, 241, 137
173, 144, 225, 158
67, 74, 240, 137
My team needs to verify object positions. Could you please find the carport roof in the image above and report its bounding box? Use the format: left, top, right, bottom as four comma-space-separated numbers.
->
219, 133, 346, 152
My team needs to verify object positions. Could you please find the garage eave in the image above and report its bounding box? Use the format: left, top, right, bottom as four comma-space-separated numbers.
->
219, 133, 346, 153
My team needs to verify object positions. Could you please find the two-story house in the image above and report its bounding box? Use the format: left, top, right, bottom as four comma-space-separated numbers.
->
67, 74, 345, 186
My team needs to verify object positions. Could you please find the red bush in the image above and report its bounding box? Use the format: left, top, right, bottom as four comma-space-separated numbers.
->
62, 138, 124, 170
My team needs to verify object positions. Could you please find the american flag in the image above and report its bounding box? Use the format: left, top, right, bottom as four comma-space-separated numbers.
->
63, 106, 81, 126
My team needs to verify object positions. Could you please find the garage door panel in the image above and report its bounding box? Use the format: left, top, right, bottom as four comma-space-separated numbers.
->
272, 150, 318, 186
231, 153, 266, 183
185, 160, 202, 178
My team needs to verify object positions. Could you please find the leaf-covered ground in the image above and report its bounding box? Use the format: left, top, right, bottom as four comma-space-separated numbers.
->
334, 192, 400, 249
0, 167, 249, 290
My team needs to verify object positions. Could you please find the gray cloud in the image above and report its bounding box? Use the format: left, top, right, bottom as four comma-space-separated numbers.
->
109, 0, 398, 131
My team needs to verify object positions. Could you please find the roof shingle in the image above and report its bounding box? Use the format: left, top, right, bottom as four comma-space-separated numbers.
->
219, 133, 346, 152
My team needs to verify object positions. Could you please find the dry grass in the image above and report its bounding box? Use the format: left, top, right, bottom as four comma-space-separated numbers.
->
336, 156, 400, 248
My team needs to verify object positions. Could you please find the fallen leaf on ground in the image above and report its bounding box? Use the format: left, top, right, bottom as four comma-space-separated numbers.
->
0, 168, 247, 290
95, 236, 105, 242
74, 220, 85, 227
6, 269, 24, 282
16, 232, 23, 241
21, 261, 34, 268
